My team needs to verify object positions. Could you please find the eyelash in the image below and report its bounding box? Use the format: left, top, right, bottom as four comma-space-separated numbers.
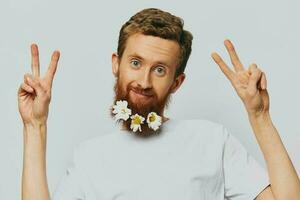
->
154, 66, 166, 76
130, 59, 166, 76
131, 59, 141, 68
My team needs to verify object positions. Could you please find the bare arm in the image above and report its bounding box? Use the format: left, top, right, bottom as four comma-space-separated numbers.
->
22, 123, 50, 200
212, 39, 300, 200
18, 44, 60, 200
249, 112, 300, 200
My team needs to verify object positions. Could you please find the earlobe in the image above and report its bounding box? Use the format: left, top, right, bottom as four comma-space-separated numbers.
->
112, 53, 119, 77
170, 73, 185, 93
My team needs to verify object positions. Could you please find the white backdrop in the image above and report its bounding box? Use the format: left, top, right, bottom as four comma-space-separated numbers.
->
1, 0, 299, 199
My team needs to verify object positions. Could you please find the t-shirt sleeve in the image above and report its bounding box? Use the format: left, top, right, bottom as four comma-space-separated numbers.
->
52, 145, 87, 200
222, 127, 270, 200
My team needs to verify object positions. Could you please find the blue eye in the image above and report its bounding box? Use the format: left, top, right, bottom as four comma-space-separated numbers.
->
130, 59, 141, 68
154, 66, 166, 76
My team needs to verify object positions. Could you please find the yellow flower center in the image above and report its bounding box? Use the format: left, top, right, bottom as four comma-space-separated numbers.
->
121, 108, 126, 114
149, 114, 156, 122
133, 116, 141, 125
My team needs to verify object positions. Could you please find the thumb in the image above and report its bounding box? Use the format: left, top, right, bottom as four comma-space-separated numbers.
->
26, 75, 46, 97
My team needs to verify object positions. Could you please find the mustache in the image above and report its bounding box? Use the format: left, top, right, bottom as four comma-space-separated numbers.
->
128, 85, 156, 97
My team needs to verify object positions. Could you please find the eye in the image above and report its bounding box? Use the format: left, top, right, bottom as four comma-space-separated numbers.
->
154, 66, 166, 76
130, 59, 141, 69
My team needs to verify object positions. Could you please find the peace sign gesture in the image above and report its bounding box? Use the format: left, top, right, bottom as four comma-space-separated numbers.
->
211, 40, 269, 116
17, 44, 60, 126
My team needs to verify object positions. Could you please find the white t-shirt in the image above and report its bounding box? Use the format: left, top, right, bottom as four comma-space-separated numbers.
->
52, 119, 270, 200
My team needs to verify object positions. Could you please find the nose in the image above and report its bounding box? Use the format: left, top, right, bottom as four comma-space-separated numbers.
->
137, 68, 152, 89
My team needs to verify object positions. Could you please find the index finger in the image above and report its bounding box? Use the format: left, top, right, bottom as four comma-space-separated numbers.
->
211, 52, 235, 82
31, 43, 40, 77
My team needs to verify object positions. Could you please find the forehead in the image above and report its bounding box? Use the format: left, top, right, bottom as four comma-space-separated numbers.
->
123, 34, 180, 68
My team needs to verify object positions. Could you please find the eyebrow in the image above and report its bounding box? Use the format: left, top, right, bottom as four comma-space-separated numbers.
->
127, 53, 170, 68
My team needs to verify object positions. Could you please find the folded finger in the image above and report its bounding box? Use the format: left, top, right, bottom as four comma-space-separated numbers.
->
26, 76, 46, 97
248, 68, 262, 94
261, 72, 267, 90
248, 63, 258, 74
21, 83, 34, 93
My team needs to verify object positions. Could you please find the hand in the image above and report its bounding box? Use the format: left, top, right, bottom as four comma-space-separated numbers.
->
17, 44, 60, 126
211, 39, 269, 116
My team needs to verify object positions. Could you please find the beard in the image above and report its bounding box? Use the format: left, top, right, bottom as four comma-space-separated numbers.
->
110, 77, 173, 137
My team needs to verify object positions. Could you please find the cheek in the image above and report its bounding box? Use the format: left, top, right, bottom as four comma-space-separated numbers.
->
119, 65, 137, 83
119, 78, 129, 93
118, 75, 139, 96
153, 81, 173, 99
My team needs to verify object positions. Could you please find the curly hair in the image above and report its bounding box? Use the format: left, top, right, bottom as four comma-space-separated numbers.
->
117, 8, 193, 78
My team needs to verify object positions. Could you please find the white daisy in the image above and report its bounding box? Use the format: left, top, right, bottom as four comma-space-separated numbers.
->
147, 112, 162, 131
130, 114, 145, 132
112, 100, 132, 121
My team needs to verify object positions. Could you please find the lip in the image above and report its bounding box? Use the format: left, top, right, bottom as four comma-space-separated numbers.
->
130, 89, 153, 98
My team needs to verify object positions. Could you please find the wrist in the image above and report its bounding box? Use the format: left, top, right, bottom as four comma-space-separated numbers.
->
248, 109, 269, 117
23, 122, 47, 140
23, 120, 47, 129
248, 111, 273, 128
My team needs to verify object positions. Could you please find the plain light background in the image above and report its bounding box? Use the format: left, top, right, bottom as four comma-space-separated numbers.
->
1, 0, 299, 199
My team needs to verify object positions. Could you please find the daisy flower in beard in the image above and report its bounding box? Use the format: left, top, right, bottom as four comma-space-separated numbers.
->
147, 112, 162, 131
112, 100, 132, 121
130, 114, 145, 132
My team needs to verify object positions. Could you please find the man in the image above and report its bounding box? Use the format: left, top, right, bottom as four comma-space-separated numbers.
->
18, 8, 300, 200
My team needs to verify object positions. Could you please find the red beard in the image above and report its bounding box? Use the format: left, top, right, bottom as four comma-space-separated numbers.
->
110, 77, 172, 137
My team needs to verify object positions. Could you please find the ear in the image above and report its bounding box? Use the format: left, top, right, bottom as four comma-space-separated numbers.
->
112, 53, 119, 77
170, 73, 186, 93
